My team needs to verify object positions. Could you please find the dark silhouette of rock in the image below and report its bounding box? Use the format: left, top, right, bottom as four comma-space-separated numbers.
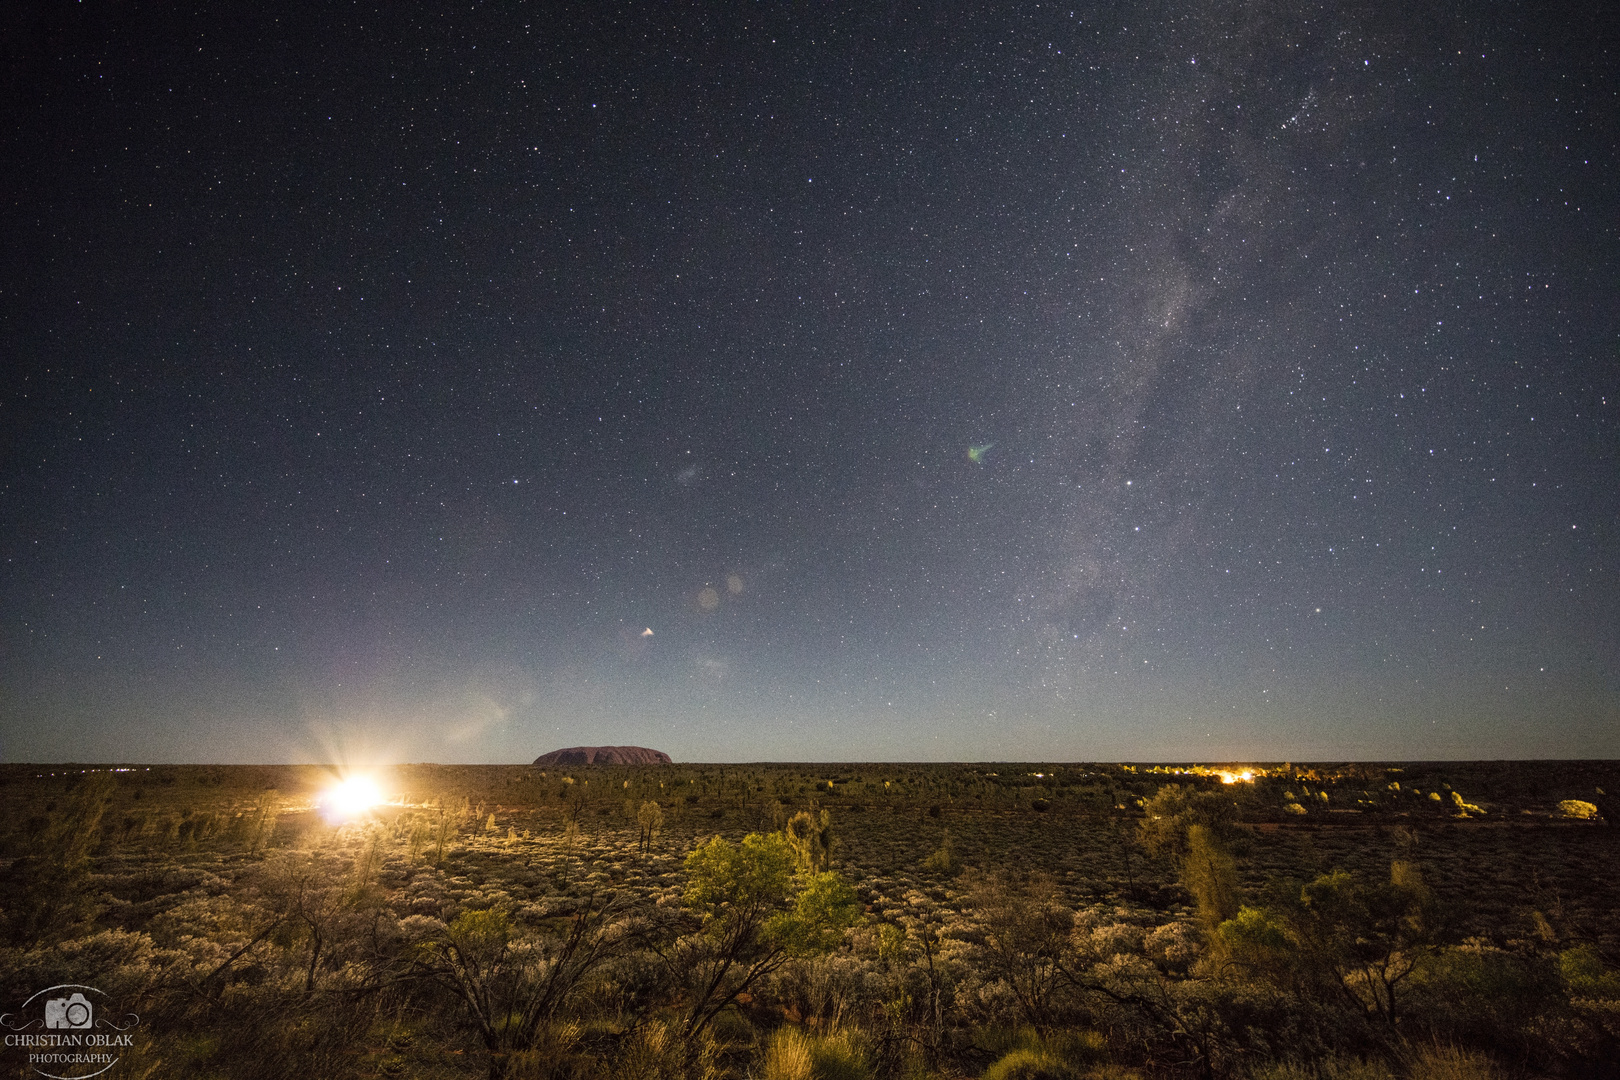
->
532, 746, 672, 767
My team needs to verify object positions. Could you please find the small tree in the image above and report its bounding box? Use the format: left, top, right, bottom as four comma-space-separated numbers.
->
1137, 784, 1242, 862
1216, 861, 1434, 1030
966, 869, 1073, 1029
637, 800, 664, 853
1183, 824, 1240, 931
785, 808, 834, 873
433, 807, 454, 865
247, 789, 279, 853
676, 831, 860, 1039
256, 849, 380, 995
558, 818, 582, 884
409, 901, 624, 1080
1139, 784, 1245, 925
1293, 866, 1434, 1027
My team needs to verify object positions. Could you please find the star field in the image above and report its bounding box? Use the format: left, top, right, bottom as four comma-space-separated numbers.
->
2, 1, 1615, 763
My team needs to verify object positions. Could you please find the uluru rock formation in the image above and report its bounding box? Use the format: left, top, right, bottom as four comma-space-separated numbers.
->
532, 745, 672, 766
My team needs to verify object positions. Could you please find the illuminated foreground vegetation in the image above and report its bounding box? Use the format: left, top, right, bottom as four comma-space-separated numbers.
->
0, 761, 1615, 1080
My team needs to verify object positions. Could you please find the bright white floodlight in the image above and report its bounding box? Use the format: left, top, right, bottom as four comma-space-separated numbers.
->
322, 775, 383, 820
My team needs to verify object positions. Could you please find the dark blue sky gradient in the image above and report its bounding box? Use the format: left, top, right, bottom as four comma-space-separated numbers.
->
2, 1, 1615, 763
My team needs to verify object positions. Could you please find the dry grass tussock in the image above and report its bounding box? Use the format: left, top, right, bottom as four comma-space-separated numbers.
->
761, 1027, 871, 1080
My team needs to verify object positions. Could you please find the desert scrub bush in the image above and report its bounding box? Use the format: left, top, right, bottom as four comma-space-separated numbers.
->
706, 1004, 757, 1048
1242, 1057, 1393, 1080
490, 1020, 587, 1080
1042, 1028, 1108, 1069
1402, 943, 1564, 1060
1, 772, 113, 944
0, 928, 185, 1011
163, 980, 389, 1080
405, 900, 628, 1071
975, 1027, 1108, 1077
1560, 944, 1620, 1000
1141, 920, 1200, 974
768, 953, 872, 1031
921, 833, 957, 874
964, 870, 1073, 1028
1402, 1043, 1501, 1080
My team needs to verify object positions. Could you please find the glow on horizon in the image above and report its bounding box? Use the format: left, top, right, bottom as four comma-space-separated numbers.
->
1146, 764, 1262, 784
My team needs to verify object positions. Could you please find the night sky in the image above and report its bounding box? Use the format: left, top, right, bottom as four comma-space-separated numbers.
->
3, 2, 1616, 765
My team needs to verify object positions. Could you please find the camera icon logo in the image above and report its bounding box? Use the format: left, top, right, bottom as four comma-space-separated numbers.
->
44, 993, 93, 1029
